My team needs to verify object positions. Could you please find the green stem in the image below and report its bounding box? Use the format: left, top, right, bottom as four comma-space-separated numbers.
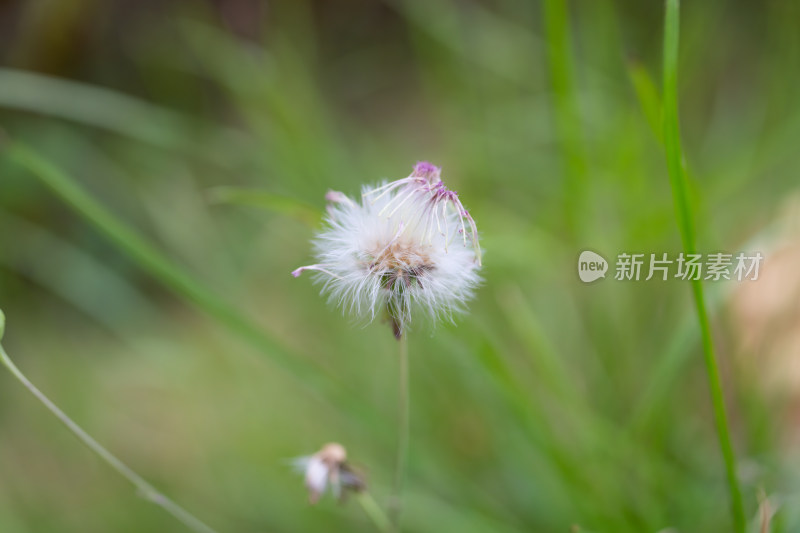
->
391, 333, 409, 531
0, 310, 218, 533
661, 2, 746, 531
356, 492, 392, 533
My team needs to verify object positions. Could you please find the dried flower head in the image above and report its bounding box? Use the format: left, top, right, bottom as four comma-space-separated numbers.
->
292, 162, 482, 338
293, 443, 366, 504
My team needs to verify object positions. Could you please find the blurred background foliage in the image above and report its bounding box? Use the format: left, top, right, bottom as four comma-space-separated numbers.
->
1, 0, 800, 532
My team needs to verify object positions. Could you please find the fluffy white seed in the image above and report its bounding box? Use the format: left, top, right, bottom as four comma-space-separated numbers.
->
293, 162, 482, 337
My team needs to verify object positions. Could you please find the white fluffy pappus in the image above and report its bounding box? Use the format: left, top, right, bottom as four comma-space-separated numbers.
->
291, 443, 365, 504
292, 162, 482, 338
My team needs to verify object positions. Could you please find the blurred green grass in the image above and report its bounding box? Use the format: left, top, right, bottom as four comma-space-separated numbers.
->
1, 0, 799, 532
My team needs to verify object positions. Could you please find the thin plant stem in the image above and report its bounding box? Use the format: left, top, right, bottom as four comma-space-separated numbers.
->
391, 333, 409, 531
356, 492, 392, 533
661, 1, 746, 531
0, 310, 219, 533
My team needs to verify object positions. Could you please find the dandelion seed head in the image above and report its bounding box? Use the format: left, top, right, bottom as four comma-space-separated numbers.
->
294, 162, 482, 337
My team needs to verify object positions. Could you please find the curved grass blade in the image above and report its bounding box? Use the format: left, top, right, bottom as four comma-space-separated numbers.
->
661, 1, 746, 530
1, 141, 373, 423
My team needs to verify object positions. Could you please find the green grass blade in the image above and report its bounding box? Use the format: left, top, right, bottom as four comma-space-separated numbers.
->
0, 68, 249, 168
1, 141, 360, 415
543, 0, 586, 240
627, 61, 663, 143
661, 1, 746, 530
0, 69, 186, 148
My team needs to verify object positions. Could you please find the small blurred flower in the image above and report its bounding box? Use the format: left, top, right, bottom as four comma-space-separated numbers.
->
293, 162, 482, 338
293, 443, 366, 504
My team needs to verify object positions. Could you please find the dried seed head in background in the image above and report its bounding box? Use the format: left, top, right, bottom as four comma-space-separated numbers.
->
293, 443, 366, 504
292, 162, 482, 338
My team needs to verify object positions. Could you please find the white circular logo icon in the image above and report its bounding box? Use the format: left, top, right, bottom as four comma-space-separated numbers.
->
578, 251, 608, 283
